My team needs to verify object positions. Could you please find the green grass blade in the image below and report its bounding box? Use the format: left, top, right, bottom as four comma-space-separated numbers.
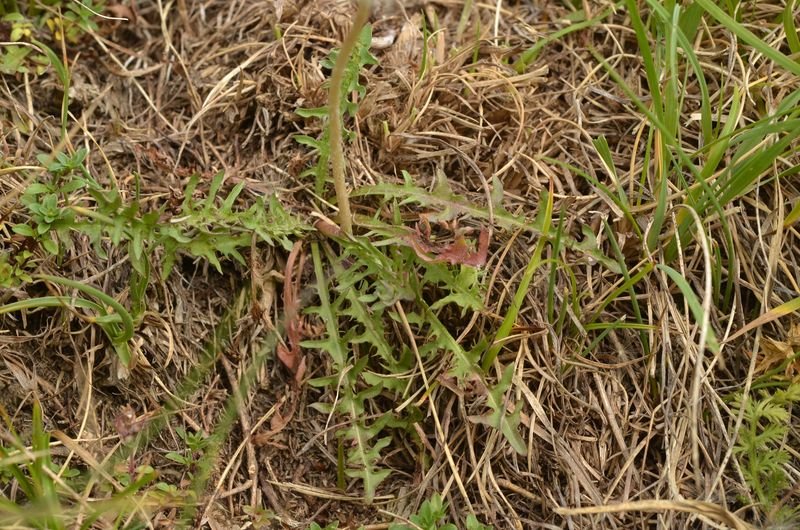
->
0, 445, 37, 500
784, 0, 800, 57
602, 220, 649, 355
514, 4, 617, 73
698, 87, 742, 182
483, 184, 552, 371
693, 0, 800, 76
727, 296, 800, 344
592, 135, 636, 228
624, 0, 662, 113
645, 0, 713, 143
657, 264, 720, 354
785, 199, 800, 228
30, 399, 63, 530
31, 40, 69, 138
547, 211, 567, 325
679, 1, 704, 43
589, 262, 654, 324
34, 275, 133, 342
722, 135, 800, 207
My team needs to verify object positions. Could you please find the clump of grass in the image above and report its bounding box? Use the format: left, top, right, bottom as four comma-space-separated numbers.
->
0, 398, 165, 529
0, 399, 65, 530
578, 0, 800, 523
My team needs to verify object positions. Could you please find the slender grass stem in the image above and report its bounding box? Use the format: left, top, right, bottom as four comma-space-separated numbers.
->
329, 0, 371, 235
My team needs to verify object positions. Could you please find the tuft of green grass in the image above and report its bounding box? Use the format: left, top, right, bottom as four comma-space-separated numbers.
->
0, 398, 165, 529
584, 0, 800, 521
0, 400, 64, 530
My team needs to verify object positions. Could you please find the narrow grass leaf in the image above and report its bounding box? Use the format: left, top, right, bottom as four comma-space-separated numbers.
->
698, 87, 742, 182
31, 40, 69, 137
784, 200, 800, 228
657, 264, 720, 354
784, 0, 800, 57
483, 183, 552, 371
726, 297, 800, 344
592, 135, 637, 233
624, 0, 661, 112
693, 0, 800, 76
513, 5, 616, 73
717, 125, 800, 208
679, 1, 704, 42
602, 220, 649, 355
590, 262, 654, 323
644, 0, 713, 142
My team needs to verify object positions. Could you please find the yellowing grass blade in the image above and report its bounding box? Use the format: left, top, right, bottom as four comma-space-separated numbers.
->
725, 296, 800, 344
784, 200, 800, 228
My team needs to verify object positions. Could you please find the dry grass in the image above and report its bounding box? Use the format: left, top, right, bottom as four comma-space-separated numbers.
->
2, 0, 800, 528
